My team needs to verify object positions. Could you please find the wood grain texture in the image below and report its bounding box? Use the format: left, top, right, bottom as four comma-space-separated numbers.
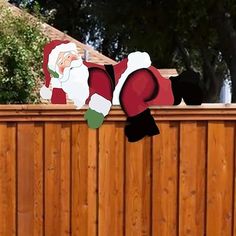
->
98, 123, 124, 236
152, 122, 179, 236
17, 123, 44, 236
125, 137, 152, 236
71, 123, 97, 236
44, 122, 71, 236
207, 122, 234, 236
179, 122, 207, 236
0, 123, 16, 236
0, 108, 236, 236
1, 105, 236, 122
234, 122, 236, 236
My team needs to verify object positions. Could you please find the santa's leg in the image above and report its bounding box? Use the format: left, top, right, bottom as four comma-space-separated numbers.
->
120, 69, 160, 142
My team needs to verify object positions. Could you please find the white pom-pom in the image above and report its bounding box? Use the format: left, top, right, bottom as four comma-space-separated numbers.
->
40, 85, 52, 100
127, 51, 152, 68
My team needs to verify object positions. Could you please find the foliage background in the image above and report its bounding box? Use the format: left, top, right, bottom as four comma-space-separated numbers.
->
0, 4, 48, 103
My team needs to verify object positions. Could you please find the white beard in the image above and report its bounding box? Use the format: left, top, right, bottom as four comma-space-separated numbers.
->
60, 60, 89, 109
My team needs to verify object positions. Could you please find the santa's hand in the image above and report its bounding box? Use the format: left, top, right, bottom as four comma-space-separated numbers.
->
84, 108, 104, 129
40, 85, 52, 99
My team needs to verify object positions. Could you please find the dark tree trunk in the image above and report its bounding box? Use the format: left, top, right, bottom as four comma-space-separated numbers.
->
175, 36, 192, 70
200, 45, 222, 102
212, 2, 236, 102
229, 59, 236, 102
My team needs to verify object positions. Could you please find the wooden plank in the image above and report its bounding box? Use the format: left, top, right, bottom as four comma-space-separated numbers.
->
152, 122, 179, 236
0, 123, 16, 236
98, 123, 124, 236
87, 127, 98, 236
2, 105, 236, 122
125, 136, 151, 236
17, 123, 44, 236
33, 123, 44, 236
179, 122, 206, 236
234, 122, 236, 236
60, 123, 71, 234
44, 122, 71, 235
207, 121, 234, 236
71, 123, 97, 236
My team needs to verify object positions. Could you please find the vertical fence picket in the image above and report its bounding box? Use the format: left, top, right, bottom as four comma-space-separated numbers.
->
71, 123, 98, 236
152, 122, 179, 236
17, 123, 44, 236
44, 122, 71, 236
179, 122, 206, 236
0, 123, 16, 236
125, 137, 152, 236
207, 122, 234, 236
98, 123, 125, 236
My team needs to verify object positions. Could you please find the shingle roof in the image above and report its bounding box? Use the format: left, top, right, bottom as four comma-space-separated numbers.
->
6, 2, 178, 77
41, 24, 117, 65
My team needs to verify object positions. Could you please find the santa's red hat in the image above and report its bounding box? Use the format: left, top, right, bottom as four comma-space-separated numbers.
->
43, 40, 78, 87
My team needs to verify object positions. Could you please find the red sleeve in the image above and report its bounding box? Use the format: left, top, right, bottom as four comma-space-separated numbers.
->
113, 58, 128, 83
85, 67, 113, 104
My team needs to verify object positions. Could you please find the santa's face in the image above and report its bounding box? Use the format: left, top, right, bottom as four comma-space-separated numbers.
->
56, 51, 79, 74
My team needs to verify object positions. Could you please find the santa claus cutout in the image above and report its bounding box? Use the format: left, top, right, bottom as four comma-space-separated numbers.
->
40, 40, 203, 142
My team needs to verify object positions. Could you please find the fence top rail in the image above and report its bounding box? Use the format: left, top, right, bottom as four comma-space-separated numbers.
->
0, 104, 236, 121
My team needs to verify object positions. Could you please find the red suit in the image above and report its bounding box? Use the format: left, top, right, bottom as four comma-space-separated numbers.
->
83, 59, 174, 116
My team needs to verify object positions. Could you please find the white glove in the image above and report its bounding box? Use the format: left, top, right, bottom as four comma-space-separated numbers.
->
40, 85, 52, 100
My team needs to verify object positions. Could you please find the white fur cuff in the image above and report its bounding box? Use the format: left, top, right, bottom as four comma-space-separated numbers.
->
89, 93, 112, 116
40, 85, 52, 99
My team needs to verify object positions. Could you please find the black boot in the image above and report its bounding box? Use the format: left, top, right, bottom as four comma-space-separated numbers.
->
169, 77, 182, 105
125, 108, 160, 142
170, 69, 203, 105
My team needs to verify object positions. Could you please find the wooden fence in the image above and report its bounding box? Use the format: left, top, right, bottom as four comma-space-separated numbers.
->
0, 104, 236, 236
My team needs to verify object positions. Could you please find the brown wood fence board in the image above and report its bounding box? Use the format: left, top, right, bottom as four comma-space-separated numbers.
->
234, 122, 236, 236
86, 128, 98, 236
179, 122, 207, 236
125, 138, 152, 236
141, 138, 152, 236
152, 122, 179, 236
44, 123, 71, 235
207, 122, 235, 236
71, 123, 98, 236
17, 123, 44, 236
60, 123, 71, 235
1, 105, 236, 121
0, 105, 236, 236
98, 123, 124, 236
0, 123, 16, 236
71, 123, 88, 236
